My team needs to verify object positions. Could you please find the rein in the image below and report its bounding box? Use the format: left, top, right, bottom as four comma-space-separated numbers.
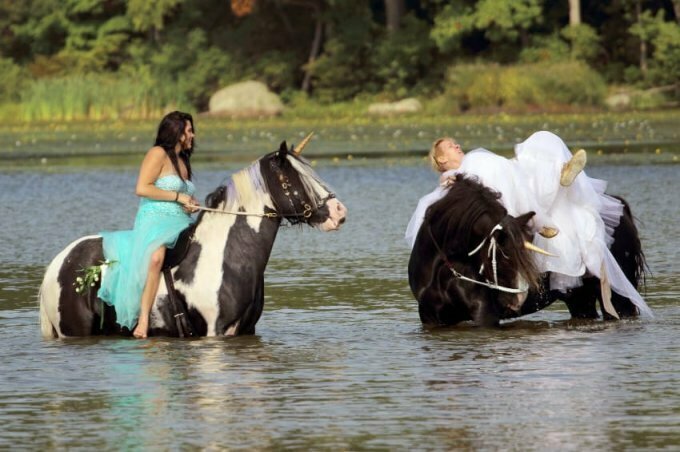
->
193, 205, 278, 218
427, 221, 528, 294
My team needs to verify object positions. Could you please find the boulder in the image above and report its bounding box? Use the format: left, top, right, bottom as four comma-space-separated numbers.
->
208, 81, 284, 116
368, 97, 422, 115
605, 92, 631, 110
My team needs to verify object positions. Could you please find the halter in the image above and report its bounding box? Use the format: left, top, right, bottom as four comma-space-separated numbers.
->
428, 221, 528, 294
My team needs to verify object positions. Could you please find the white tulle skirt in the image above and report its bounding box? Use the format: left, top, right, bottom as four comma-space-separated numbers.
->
515, 131, 652, 317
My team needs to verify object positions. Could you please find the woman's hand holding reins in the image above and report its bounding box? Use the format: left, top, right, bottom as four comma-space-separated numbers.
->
439, 174, 456, 187
177, 193, 200, 213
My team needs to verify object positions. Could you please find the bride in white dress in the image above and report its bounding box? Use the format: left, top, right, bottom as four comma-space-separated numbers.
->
405, 131, 652, 318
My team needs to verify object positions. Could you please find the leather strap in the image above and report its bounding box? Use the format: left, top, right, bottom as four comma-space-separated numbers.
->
162, 268, 195, 338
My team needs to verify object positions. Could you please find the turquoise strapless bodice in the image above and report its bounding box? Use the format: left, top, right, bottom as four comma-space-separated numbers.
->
98, 174, 196, 330
136, 175, 196, 219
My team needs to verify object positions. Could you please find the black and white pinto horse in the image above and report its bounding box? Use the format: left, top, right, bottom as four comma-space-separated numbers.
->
408, 175, 645, 327
40, 140, 347, 338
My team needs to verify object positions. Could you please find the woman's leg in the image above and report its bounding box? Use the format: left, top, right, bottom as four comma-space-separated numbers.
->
133, 246, 166, 338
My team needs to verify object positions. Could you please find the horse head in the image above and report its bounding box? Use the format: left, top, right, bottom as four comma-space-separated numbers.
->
260, 137, 347, 231
409, 175, 541, 326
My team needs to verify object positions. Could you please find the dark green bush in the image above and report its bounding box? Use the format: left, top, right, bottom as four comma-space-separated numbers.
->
370, 15, 437, 99
444, 61, 606, 111
0, 57, 29, 103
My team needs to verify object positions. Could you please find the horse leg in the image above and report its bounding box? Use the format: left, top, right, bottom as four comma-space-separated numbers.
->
460, 287, 503, 327
561, 278, 600, 319
514, 275, 557, 317
417, 286, 470, 326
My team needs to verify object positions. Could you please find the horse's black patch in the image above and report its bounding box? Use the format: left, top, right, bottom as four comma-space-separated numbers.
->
56, 237, 104, 336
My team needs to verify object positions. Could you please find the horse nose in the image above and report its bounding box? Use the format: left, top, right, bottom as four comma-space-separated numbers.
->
336, 200, 347, 216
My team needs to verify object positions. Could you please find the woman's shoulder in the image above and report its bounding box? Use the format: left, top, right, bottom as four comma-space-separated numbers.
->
146, 146, 167, 158
141, 146, 168, 165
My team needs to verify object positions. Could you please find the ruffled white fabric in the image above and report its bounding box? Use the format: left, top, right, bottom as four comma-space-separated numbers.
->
405, 149, 555, 249
515, 131, 651, 317
405, 131, 652, 317
405, 180, 449, 249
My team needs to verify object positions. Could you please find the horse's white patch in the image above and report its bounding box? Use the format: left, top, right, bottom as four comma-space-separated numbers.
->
225, 319, 240, 336
175, 163, 273, 336
151, 277, 169, 330
39, 235, 100, 338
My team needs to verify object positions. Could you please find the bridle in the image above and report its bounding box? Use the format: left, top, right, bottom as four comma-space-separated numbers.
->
195, 154, 332, 223
267, 157, 334, 223
427, 221, 529, 294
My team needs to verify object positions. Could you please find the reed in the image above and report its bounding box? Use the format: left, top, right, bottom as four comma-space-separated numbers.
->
20, 75, 187, 121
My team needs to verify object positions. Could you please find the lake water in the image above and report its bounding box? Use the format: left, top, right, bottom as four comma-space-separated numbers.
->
1, 160, 679, 449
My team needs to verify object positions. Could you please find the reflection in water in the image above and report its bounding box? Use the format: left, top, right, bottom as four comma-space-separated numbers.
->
0, 164, 678, 448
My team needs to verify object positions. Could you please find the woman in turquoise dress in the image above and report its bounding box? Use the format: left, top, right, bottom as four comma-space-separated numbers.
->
98, 111, 199, 338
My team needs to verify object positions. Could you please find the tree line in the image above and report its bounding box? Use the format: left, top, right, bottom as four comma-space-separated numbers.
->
0, 0, 678, 117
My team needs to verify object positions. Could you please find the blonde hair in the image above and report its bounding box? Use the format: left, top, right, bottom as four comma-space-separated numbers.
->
428, 137, 456, 172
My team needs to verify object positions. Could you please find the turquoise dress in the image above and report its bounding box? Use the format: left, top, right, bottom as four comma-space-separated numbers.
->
98, 175, 196, 329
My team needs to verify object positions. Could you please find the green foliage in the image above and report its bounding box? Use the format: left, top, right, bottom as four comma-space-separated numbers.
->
1, 0, 678, 120
561, 24, 601, 62
370, 15, 437, 99
647, 16, 680, 89
309, 2, 376, 102
144, 29, 237, 110
430, 1, 475, 53
11, 10, 69, 58
0, 57, 30, 103
628, 89, 672, 109
519, 34, 570, 63
472, 0, 542, 42
444, 61, 606, 111
431, 0, 542, 52
127, 0, 184, 32
244, 51, 298, 94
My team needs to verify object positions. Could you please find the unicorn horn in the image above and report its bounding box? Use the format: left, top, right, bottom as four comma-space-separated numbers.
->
293, 132, 314, 156
524, 241, 558, 257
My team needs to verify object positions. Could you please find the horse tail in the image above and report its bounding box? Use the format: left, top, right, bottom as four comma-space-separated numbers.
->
38, 282, 56, 339
614, 196, 648, 290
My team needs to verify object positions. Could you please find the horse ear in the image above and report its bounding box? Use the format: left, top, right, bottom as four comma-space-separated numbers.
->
277, 141, 288, 159
515, 211, 536, 227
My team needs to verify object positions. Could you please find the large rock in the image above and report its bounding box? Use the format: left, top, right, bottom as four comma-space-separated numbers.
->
605, 92, 631, 110
208, 81, 284, 116
367, 98, 422, 115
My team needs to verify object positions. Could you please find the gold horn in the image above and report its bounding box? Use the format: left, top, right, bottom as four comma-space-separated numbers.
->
524, 241, 558, 257
293, 132, 314, 156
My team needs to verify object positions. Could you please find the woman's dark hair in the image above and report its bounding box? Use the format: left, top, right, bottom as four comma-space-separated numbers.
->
154, 111, 195, 181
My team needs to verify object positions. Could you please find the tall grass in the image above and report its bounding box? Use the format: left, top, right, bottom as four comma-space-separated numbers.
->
20, 75, 188, 121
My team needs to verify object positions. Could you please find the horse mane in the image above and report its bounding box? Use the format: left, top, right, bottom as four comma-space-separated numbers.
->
286, 154, 334, 208
425, 174, 540, 289
203, 161, 273, 216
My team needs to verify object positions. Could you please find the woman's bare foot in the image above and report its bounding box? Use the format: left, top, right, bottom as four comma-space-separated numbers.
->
133, 317, 149, 338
